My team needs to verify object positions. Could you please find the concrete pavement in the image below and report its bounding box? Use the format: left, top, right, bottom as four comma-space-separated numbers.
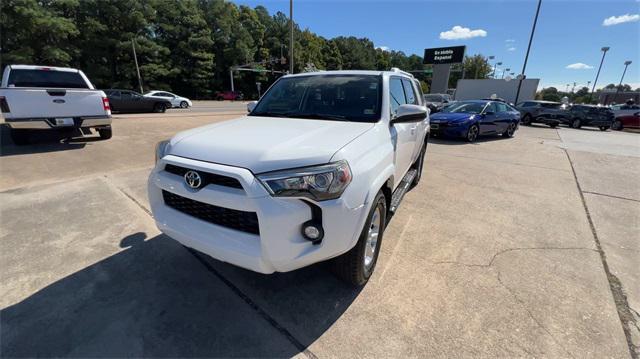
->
1, 112, 637, 357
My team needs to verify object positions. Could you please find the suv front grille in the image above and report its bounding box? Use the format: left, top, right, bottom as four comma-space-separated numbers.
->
162, 190, 259, 235
164, 164, 243, 189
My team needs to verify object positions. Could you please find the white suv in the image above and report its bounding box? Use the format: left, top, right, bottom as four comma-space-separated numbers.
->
149, 69, 430, 285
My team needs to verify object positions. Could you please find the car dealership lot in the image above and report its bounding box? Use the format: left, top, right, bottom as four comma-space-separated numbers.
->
1, 103, 638, 357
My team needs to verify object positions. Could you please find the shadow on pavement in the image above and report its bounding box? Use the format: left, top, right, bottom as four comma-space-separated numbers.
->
1, 232, 360, 357
429, 134, 509, 145
0, 124, 104, 156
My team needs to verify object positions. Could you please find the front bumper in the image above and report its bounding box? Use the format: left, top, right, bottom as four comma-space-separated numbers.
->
148, 155, 369, 274
430, 122, 468, 138
5, 116, 112, 130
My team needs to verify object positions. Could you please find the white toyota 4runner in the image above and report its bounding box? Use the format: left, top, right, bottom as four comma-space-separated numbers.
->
149, 69, 430, 285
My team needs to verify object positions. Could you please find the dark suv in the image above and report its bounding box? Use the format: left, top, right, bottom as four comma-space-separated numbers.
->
564, 105, 614, 131
516, 100, 570, 128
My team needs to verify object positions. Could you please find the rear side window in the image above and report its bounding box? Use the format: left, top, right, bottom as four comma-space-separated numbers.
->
496, 103, 508, 113
401, 78, 418, 105
7, 69, 89, 88
389, 77, 407, 115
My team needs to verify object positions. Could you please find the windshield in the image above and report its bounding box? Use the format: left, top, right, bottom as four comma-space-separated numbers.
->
441, 101, 486, 114
424, 95, 444, 102
7, 69, 89, 89
250, 74, 382, 122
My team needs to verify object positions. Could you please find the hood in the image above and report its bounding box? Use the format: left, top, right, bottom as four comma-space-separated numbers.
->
430, 112, 475, 123
169, 116, 374, 173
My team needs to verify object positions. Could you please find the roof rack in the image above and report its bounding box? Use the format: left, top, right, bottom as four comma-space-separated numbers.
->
390, 67, 414, 78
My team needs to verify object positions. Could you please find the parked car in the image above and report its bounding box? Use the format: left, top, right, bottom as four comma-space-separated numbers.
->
516, 100, 570, 128
611, 112, 640, 131
430, 100, 520, 142
104, 89, 171, 113
149, 69, 430, 286
214, 90, 244, 101
610, 103, 640, 118
144, 91, 192, 108
563, 105, 614, 131
423, 93, 451, 113
0, 64, 112, 145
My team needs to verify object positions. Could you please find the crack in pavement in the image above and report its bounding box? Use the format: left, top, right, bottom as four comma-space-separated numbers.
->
563, 148, 639, 359
430, 246, 598, 268
582, 191, 640, 203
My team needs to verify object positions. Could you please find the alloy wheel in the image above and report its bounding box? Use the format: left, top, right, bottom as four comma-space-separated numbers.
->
363, 205, 382, 271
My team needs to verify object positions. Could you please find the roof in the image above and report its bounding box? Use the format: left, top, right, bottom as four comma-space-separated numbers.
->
7, 65, 79, 72
523, 100, 561, 104
284, 69, 414, 78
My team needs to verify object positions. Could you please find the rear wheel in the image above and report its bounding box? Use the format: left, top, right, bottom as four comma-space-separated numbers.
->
180, 101, 189, 108
98, 127, 112, 140
548, 122, 558, 128
599, 126, 609, 131
331, 191, 386, 286
466, 124, 479, 142
612, 120, 623, 131
502, 122, 517, 137
10, 129, 29, 145
571, 119, 582, 129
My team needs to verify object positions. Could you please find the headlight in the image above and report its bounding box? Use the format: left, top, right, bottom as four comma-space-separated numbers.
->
155, 140, 171, 163
257, 161, 352, 201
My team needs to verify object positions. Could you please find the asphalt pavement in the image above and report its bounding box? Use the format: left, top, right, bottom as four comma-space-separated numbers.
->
0, 105, 638, 358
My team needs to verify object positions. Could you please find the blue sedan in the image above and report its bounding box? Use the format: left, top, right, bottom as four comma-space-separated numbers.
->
430, 100, 520, 142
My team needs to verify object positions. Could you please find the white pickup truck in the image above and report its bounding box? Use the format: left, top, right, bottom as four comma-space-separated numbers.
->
0, 65, 112, 145
149, 69, 429, 285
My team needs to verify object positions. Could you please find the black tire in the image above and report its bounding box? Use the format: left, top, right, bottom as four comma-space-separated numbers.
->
571, 118, 582, 129
10, 129, 29, 145
180, 101, 189, 108
599, 126, 609, 131
98, 127, 112, 140
522, 115, 532, 125
410, 139, 427, 188
466, 124, 479, 142
330, 191, 386, 286
154, 103, 167, 113
612, 120, 623, 131
502, 122, 517, 137
549, 123, 558, 128
216, 96, 223, 101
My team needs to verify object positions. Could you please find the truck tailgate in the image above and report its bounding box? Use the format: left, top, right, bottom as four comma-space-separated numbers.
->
0, 88, 107, 119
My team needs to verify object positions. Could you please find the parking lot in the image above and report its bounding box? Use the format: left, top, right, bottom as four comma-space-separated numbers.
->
1, 101, 638, 357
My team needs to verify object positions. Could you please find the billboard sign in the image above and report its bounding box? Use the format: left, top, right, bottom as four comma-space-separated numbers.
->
423, 46, 466, 65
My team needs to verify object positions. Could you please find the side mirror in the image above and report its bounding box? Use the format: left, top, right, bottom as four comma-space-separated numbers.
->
247, 101, 258, 113
391, 104, 428, 125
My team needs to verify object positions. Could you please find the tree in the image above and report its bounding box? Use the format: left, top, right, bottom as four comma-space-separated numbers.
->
537, 87, 561, 102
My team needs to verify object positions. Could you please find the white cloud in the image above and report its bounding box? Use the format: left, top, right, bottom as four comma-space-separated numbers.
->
603, 13, 640, 26
376, 46, 390, 52
505, 39, 515, 43
507, 47, 516, 51
566, 63, 594, 70
439, 26, 487, 40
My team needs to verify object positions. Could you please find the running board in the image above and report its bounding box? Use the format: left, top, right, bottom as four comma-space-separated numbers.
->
389, 169, 417, 213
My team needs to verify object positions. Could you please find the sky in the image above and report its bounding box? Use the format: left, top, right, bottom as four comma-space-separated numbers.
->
233, 0, 640, 91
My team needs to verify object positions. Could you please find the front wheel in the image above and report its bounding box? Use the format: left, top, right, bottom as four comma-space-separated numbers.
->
599, 126, 609, 131
331, 191, 386, 286
466, 124, 479, 142
522, 115, 532, 125
571, 119, 582, 129
611, 120, 623, 131
180, 101, 189, 108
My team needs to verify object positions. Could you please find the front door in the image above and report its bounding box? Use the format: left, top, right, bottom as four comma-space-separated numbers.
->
479, 102, 498, 134
389, 77, 416, 187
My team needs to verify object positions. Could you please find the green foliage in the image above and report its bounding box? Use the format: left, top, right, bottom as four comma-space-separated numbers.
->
1, 0, 492, 99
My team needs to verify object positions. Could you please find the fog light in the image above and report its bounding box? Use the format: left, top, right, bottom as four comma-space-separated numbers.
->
301, 221, 324, 244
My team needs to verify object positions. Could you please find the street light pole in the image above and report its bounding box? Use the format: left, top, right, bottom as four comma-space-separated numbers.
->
502, 68, 510, 79
614, 60, 632, 101
131, 37, 144, 94
588, 46, 610, 103
289, 0, 294, 74
492, 61, 502, 78
514, 0, 542, 105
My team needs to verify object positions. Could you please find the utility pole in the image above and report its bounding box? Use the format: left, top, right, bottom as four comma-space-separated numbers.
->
289, 0, 294, 74
515, 0, 542, 104
588, 46, 610, 103
614, 60, 632, 101
131, 37, 143, 93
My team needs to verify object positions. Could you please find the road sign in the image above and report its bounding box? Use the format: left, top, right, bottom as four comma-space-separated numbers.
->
423, 46, 466, 65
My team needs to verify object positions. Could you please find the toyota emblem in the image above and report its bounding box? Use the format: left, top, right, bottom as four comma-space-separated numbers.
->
184, 170, 202, 189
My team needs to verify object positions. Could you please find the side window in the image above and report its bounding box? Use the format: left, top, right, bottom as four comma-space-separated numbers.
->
389, 77, 406, 115
401, 78, 418, 105
414, 80, 424, 106
108, 91, 121, 99
486, 102, 498, 113
121, 91, 132, 100
496, 103, 508, 113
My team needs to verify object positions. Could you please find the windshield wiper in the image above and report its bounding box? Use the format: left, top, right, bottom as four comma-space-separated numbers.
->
297, 113, 348, 121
